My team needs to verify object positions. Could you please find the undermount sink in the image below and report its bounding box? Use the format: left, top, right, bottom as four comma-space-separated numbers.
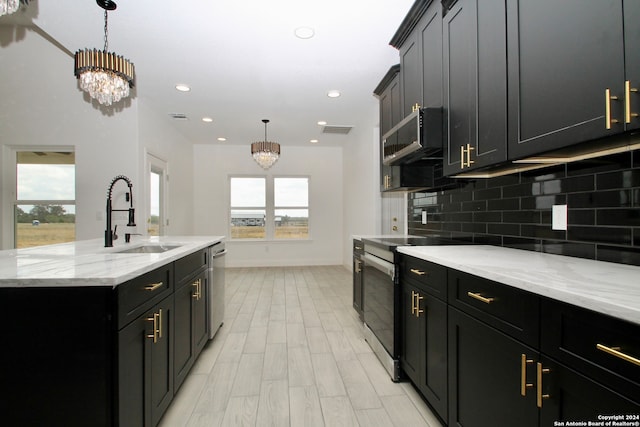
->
115, 244, 182, 254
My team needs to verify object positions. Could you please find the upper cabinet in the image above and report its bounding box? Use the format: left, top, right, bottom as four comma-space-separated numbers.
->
391, 0, 443, 118
442, 0, 508, 175
507, 0, 639, 160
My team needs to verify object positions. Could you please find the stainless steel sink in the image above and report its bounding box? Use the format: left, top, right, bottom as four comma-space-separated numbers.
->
115, 244, 181, 254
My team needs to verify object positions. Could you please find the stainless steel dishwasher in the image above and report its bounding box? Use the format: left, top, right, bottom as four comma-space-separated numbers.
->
208, 241, 226, 339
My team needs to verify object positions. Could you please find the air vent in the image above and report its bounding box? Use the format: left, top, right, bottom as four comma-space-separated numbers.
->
322, 125, 353, 134
168, 113, 188, 121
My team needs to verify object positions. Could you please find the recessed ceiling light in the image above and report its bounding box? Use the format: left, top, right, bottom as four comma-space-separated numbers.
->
317, 121, 327, 126
294, 27, 315, 39
175, 84, 191, 92
202, 117, 213, 123
327, 90, 341, 98
310, 139, 319, 144
217, 137, 227, 142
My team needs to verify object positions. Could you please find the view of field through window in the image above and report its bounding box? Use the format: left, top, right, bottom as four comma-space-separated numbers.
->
230, 176, 309, 239
15, 151, 76, 248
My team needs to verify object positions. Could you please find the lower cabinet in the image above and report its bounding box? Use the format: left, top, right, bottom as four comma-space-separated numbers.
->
401, 282, 448, 422
448, 307, 538, 427
174, 269, 209, 391
118, 294, 174, 427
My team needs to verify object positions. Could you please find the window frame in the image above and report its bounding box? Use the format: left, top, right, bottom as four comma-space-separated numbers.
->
228, 174, 310, 241
10, 146, 76, 249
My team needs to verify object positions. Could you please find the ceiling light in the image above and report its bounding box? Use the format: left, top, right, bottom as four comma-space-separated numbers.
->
0, 0, 28, 17
310, 139, 319, 144
74, 0, 135, 106
294, 27, 315, 39
251, 119, 280, 169
217, 137, 227, 142
317, 121, 327, 126
175, 84, 191, 92
202, 117, 213, 123
327, 90, 341, 98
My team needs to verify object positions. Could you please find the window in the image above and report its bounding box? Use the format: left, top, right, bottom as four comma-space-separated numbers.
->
230, 176, 309, 240
14, 150, 76, 248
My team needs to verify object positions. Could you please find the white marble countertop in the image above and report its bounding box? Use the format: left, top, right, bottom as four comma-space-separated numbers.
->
397, 245, 640, 326
0, 236, 224, 288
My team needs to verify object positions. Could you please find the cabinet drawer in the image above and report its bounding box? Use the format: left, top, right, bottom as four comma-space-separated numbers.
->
400, 255, 447, 300
448, 269, 539, 347
541, 298, 640, 398
353, 239, 364, 256
175, 248, 208, 285
117, 265, 173, 329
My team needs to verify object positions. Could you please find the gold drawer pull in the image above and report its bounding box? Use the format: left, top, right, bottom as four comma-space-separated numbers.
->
596, 344, 640, 367
415, 294, 424, 318
410, 268, 426, 276
467, 291, 494, 304
625, 80, 638, 123
144, 282, 163, 291
536, 362, 551, 408
520, 354, 534, 396
605, 88, 620, 129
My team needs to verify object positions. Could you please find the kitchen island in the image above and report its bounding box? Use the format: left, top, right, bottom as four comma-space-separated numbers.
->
0, 236, 224, 427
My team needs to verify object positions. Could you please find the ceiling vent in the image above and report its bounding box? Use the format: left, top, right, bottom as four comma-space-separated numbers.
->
168, 113, 188, 121
322, 125, 353, 134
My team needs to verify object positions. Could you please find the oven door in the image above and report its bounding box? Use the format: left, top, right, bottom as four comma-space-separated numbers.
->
362, 252, 397, 357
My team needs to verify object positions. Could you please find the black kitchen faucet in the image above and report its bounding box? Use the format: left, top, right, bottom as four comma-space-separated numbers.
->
105, 175, 136, 247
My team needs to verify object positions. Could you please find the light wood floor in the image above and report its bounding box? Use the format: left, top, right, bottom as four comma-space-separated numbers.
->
159, 266, 442, 427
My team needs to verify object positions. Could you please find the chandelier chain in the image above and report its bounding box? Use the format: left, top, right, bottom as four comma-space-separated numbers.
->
103, 10, 109, 52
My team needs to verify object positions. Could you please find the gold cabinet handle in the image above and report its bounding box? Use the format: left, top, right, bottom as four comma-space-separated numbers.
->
465, 144, 475, 168
596, 343, 640, 367
520, 354, 534, 396
460, 145, 465, 169
411, 291, 416, 315
410, 268, 426, 276
605, 88, 620, 129
144, 282, 163, 291
158, 309, 163, 339
467, 291, 495, 304
354, 259, 362, 273
415, 294, 424, 318
536, 362, 550, 408
146, 312, 159, 343
192, 278, 202, 300
625, 80, 638, 124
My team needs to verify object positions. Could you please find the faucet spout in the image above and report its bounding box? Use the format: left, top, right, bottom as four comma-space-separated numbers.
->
105, 175, 136, 247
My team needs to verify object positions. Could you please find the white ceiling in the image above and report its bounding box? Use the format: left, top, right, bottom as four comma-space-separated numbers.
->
4, 0, 414, 147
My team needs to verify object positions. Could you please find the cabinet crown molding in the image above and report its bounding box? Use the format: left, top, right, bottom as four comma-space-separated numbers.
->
390, 0, 434, 49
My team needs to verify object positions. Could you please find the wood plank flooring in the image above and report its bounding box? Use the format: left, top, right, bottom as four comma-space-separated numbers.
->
159, 266, 442, 427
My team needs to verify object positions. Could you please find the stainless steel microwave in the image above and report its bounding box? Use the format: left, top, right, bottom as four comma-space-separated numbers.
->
382, 107, 443, 166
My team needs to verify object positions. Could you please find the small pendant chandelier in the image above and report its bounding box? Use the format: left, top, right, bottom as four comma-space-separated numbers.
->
0, 0, 28, 17
74, 0, 135, 106
251, 119, 281, 169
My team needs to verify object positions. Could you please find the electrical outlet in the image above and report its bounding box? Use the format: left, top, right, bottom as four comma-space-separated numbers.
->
552, 205, 567, 231
421, 210, 427, 225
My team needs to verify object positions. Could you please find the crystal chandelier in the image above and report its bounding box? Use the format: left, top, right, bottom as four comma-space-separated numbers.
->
251, 119, 281, 169
0, 0, 28, 17
74, 0, 135, 106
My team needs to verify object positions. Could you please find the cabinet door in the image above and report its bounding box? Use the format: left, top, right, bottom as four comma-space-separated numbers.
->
443, 0, 507, 175
402, 283, 448, 423
353, 256, 363, 317
507, 0, 626, 159
538, 357, 640, 424
448, 307, 538, 427
118, 295, 173, 427
400, 32, 421, 118
175, 270, 208, 391
420, 4, 443, 108
381, 73, 402, 192
625, 0, 640, 131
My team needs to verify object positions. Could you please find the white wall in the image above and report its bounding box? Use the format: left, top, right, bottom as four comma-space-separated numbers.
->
0, 26, 194, 248
341, 100, 381, 268
192, 144, 344, 267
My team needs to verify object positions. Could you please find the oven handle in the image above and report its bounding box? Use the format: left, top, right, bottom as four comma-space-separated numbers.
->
363, 253, 396, 281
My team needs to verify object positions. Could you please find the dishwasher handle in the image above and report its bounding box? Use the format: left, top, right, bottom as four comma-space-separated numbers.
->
212, 249, 227, 259
363, 253, 395, 281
